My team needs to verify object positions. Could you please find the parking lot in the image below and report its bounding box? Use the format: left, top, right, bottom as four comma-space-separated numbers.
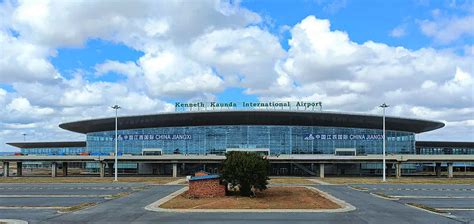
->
0, 182, 472, 223
0, 183, 147, 212
353, 184, 474, 223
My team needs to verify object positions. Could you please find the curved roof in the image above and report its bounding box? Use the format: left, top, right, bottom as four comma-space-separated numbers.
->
59, 110, 444, 134
416, 141, 474, 148
7, 141, 86, 149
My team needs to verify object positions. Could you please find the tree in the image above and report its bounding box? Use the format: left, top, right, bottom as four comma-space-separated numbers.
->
221, 151, 270, 197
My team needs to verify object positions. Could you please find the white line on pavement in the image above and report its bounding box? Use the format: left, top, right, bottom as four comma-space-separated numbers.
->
0, 195, 110, 198
393, 195, 474, 199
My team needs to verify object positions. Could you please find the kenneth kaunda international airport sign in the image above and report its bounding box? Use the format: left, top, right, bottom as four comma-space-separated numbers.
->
174, 101, 323, 112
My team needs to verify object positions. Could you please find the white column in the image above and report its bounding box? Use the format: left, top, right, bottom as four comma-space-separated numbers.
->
2, 162, 9, 177
395, 162, 401, 179
114, 107, 118, 181
172, 163, 178, 177
448, 163, 453, 178
99, 162, 106, 178
319, 164, 325, 178
382, 107, 386, 182
51, 162, 57, 178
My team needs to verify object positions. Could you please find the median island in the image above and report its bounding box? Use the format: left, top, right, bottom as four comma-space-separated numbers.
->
160, 186, 340, 209
150, 152, 351, 212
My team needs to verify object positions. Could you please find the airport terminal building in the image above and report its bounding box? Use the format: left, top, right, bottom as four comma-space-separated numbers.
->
4, 102, 474, 176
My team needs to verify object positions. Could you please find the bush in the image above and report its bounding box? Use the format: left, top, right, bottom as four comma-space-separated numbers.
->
221, 151, 270, 197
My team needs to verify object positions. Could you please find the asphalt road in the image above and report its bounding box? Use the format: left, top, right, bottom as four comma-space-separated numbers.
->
0, 183, 471, 224
354, 183, 474, 223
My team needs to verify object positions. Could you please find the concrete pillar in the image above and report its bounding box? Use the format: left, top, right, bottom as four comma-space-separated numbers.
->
99, 162, 106, 178
2, 162, 9, 177
51, 162, 57, 178
62, 162, 68, 176
448, 163, 453, 178
17, 162, 22, 176
435, 163, 441, 177
319, 164, 325, 178
395, 162, 401, 179
108, 163, 114, 176
172, 163, 178, 177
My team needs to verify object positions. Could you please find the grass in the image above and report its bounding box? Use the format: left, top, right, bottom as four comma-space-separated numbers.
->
0, 177, 181, 184
318, 177, 474, 185
160, 186, 341, 209
406, 203, 448, 214
59, 202, 97, 213
268, 178, 314, 184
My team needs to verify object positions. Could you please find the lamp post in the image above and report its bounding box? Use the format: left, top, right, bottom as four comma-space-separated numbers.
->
379, 103, 389, 182
22, 133, 27, 142
111, 105, 121, 182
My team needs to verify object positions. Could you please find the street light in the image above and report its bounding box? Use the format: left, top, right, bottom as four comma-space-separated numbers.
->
379, 103, 389, 182
22, 133, 27, 142
111, 104, 121, 182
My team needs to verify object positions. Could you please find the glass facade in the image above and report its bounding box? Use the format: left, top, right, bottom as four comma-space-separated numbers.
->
86, 125, 415, 155
21, 147, 86, 155
417, 147, 474, 155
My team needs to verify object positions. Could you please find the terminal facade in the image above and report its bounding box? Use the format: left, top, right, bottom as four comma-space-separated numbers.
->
3, 105, 474, 177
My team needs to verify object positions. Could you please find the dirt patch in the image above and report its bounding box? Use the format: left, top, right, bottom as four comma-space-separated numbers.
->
160, 186, 341, 209
269, 178, 314, 184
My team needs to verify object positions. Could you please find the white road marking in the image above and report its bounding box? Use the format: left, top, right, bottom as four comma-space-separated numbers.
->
0, 194, 111, 198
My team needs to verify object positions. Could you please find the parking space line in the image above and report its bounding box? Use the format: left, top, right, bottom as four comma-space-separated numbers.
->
0, 195, 111, 198
0, 206, 67, 209
437, 208, 474, 211
393, 195, 474, 199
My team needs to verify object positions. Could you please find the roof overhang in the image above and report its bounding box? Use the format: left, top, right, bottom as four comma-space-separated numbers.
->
59, 111, 445, 134
416, 141, 474, 148
7, 141, 86, 149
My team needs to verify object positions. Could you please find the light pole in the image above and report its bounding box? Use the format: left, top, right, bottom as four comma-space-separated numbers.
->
111, 105, 121, 182
379, 103, 389, 182
22, 133, 27, 142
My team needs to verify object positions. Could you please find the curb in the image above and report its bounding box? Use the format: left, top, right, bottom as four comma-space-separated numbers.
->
306, 179, 333, 185
0, 219, 28, 224
405, 203, 457, 220
369, 192, 399, 201
145, 186, 356, 213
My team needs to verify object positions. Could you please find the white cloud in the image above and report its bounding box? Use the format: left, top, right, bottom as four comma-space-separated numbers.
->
9, 0, 261, 49
390, 26, 407, 38
419, 14, 474, 44
0, 32, 61, 83
0, 1, 473, 151
189, 26, 285, 89
257, 16, 473, 139
139, 51, 225, 98
95, 60, 142, 78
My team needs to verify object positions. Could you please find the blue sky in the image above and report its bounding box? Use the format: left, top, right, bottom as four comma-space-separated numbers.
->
39, 0, 472, 102
0, 0, 473, 150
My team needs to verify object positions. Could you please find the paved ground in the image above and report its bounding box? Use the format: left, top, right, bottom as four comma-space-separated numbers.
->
353, 184, 474, 223
0, 182, 472, 223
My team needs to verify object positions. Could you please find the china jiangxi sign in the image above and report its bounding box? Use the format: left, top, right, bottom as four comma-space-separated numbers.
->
174, 101, 322, 112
